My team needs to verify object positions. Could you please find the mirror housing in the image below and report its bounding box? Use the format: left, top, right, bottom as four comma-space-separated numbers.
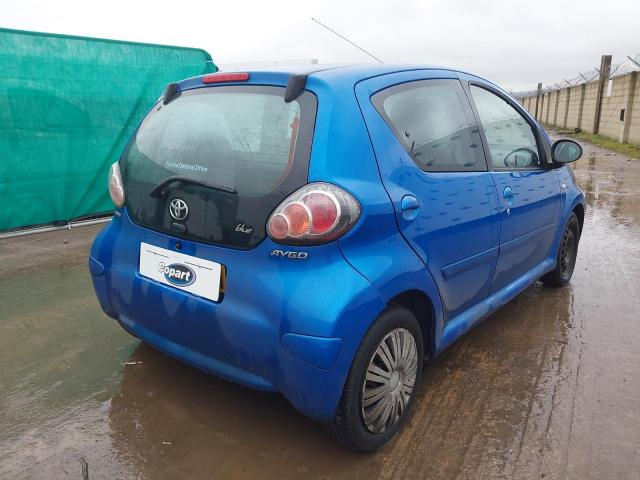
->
552, 139, 582, 165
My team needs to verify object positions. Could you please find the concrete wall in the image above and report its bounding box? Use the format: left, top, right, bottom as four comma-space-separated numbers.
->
521, 71, 640, 144
630, 77, 640, 143
581, 82, 599, 133
599, 75, 630, 139
556, 88, 568, 128
565, 85, 583, 129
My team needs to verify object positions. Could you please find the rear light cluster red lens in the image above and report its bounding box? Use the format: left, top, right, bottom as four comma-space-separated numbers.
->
267, 183, 361, 245
202, 72, 250, 84
108, 161, 125, 208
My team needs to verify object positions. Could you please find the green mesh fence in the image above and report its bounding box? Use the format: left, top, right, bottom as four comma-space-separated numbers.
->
0, 28, 216, 231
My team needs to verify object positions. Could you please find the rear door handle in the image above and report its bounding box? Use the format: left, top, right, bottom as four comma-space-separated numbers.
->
401, 194, 420, 221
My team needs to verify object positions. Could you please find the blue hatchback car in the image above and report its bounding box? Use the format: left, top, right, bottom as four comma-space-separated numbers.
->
89, 65, 585, 452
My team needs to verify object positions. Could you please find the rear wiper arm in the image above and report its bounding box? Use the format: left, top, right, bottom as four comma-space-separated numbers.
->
150, 176, 236, 199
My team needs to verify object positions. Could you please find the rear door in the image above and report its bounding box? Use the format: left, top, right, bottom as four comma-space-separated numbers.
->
356, 72, 501, 321
462, 78, 562, 292
120, 85, 316, 250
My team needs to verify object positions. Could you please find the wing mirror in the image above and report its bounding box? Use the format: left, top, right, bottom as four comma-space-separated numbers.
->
551, 139, 582, 165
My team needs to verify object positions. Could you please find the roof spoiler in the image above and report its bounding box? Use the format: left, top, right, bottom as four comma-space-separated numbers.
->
284, 74, 307, 103
162, 82, 179, 105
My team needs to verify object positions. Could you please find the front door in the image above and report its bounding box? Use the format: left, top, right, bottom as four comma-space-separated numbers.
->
465, 81, 562, 293
356, 73, 501, 321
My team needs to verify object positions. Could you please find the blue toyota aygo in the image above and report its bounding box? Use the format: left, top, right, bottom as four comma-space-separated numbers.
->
89, 65, 585, 452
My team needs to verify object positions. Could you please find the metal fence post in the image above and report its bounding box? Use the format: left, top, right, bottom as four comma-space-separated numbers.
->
546, 92, 551, 124
593, 54, 612, 134
563, 87, 571, 128
534, 82, 542, 120
577, 83, 586, 130
620, 71, 637, 143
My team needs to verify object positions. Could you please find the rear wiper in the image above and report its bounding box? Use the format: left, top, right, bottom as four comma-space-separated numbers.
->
150, 176, 236, 199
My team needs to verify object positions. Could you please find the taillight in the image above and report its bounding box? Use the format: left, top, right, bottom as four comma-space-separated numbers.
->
108, 162, 125, 208
267, 183, 361, 245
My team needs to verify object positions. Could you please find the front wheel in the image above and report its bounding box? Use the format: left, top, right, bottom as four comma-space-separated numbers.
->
325, 307, 423, 452
542, 213, 580, 287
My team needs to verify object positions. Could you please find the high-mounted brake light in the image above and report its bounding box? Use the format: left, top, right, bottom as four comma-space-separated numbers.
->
267, 183, 361, 245
108, 161, 125, 208
202, 72, 250, 84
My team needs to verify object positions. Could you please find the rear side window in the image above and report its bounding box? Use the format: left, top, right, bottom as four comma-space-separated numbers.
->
469, 85, 541, 169
372, 79, 486, 172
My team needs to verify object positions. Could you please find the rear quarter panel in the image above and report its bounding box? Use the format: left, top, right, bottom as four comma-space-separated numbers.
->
306, 72, 446, 356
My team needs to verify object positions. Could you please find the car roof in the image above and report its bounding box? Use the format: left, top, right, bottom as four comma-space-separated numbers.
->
225, 63, 461, 82
177, 63, 497, 96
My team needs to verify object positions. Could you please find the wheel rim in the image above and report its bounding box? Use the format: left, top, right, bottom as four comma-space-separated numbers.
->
560, 223, 577, 279
361, 328, 418, 434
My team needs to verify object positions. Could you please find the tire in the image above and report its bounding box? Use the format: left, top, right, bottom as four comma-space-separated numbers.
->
325, 307, 424, 452
542, 213, 580, 287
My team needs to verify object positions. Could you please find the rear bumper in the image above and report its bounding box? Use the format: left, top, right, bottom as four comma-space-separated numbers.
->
89, 211, 385, 420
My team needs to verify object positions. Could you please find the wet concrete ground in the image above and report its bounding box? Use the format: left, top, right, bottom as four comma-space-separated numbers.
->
1, 136, 639, 479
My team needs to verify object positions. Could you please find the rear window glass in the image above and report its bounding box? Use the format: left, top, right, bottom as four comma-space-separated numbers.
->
119, 85, 316, 250
123, 88, 302, 196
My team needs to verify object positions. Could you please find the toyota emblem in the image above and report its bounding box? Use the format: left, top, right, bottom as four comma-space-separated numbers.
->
169, 198, 189, 221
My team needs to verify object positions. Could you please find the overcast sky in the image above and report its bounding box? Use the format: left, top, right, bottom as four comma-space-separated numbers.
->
3, 0, 639, 91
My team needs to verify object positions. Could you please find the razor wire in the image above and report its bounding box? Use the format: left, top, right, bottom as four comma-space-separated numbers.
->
514, 54, 640, 98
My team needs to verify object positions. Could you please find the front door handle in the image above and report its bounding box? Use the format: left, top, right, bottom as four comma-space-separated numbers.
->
502, 186, 514, 215
401, 194, 420, 221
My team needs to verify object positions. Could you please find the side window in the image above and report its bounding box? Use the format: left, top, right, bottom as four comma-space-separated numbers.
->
372, 80, 486, 172
469, 85, 541, 169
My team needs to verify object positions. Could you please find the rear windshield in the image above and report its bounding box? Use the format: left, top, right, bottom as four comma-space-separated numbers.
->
120, 85, 316, 249
125, 87, 307, 195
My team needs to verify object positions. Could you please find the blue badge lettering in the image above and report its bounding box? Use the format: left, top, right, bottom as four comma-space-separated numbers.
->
158, 262, 196, 286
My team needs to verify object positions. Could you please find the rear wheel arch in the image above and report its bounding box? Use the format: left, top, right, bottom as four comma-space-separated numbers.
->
387, 290, 435, 360
326, 305, 424, 451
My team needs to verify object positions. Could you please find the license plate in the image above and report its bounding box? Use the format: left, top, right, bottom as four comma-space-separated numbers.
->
139, 242, 222, 302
